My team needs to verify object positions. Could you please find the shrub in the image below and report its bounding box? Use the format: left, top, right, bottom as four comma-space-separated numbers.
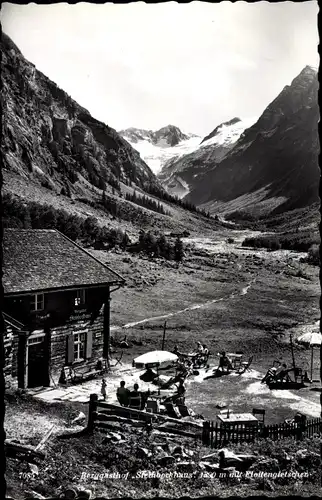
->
307, 244, 320, 265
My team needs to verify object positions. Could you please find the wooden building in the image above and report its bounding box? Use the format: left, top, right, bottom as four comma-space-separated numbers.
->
2, 229, 125, 389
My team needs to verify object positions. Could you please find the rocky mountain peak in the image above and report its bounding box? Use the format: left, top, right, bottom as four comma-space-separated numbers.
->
185, 66, 319, 215
201, 117, 242, 144
1, 32, 160, 200
153, 125, 189, 147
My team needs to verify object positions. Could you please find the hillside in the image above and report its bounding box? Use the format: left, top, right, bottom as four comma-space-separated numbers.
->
1, 33, 216, 239
185, 66, 319, 216
157, 117, 256, 198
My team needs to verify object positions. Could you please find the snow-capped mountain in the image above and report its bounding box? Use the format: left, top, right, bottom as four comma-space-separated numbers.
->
119, 125, 200, 175
157, 117, 257, 198
200, 117, 256, 147
186, 66, 319, 216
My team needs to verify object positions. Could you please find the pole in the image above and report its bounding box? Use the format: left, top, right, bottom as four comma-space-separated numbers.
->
103, 292, 111, 369
161, 321, 167, 351
290, 334, 297, 382
87, 393, 98, 434
157, 364, 160, 395
310, 346, 314, 381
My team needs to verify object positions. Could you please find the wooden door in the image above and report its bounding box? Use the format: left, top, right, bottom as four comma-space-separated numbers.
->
27, 334, 49, 388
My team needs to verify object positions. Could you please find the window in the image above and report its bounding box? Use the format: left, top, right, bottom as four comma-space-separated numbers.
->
28, 336, 44, 346
74, 289, 86, 307
73, 331, 86, 361
30, 293, 44, 311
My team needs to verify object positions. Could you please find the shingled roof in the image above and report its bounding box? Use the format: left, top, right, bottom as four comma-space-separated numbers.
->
3, 229, 125, 295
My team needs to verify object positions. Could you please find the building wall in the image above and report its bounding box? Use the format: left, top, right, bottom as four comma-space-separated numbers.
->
4, 287, 107, 331
50, 312, 105, 385
4, 286, 110, 388
4, 324, 20, 390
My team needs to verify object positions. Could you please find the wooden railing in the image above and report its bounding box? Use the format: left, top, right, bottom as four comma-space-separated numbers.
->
202, 418, 322, 448
87, 394, 321, 446
87, 393, 203, 439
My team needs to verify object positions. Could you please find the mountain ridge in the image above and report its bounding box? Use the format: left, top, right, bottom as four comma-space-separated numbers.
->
157, 117, 256, 198
185, 65, 319, 216
1, 32, 215, 238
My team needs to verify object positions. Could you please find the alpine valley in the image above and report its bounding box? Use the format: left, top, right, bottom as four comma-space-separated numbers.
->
2, 29, 321, 500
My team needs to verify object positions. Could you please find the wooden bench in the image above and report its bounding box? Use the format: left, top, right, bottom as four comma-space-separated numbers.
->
64, 363, 104, 384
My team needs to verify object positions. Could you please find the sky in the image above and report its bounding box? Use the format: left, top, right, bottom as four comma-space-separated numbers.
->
1, 1, 319, 136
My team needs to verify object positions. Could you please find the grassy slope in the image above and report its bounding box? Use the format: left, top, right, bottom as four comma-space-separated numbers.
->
3, 170, 219, 239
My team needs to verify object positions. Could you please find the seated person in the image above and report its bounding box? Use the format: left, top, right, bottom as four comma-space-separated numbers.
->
172, 379, 186, 405
202, 344, 209, 357
116, 381, 130, 406
192, 343, 204, 367
197, 342, 204, 355
275, 364, 290, 382
261, 366, 277, 384
140, 389, 150, 410
217, 351, 233, 372
129, 383, 142, 409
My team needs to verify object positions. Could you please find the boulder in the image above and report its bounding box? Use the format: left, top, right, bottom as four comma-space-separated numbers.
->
137, 447, 152, 459
28, 463, 39, 476
71, 412, 86, 425
199, 461, 220, 472
23, 492, 45, 499
156, 454, 176, 466
77, 490, 92, 499
62, 488, 78, 499
256, 478, 275, 492
174, 460, 196, 472
249, 458, 280, 473
295, 449, 320, 466
219, 449, 260, 471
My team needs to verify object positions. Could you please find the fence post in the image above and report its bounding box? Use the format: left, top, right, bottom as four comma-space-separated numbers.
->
211, 422, 218, 448
211, 421, 214, 448
87, 393, 98, 434
202, 420, 210, 446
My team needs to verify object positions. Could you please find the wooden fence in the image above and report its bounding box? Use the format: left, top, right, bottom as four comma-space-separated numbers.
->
202, 418, 322, 448
87, 394, 321, 447
87, 394, 203, 440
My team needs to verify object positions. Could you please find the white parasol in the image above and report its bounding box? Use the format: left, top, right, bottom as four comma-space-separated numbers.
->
297, 331, 322, 346
297, 330, 322, 380
133, 350, 178, 369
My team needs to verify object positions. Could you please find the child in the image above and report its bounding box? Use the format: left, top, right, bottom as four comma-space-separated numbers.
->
101, 379, 107, 401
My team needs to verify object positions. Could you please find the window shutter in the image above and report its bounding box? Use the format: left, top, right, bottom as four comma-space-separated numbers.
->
66, 334, 74, 365
86, 330, 93, 359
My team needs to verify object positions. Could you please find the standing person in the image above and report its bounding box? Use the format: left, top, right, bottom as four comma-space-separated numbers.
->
202, 344, 209, 361
116, 380, 130, 406
173, 378, 186, 404
101, 379, 107, 401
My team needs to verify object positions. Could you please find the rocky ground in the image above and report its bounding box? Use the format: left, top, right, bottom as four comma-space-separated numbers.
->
5, 391, 321, 499
5, 230, 321, 499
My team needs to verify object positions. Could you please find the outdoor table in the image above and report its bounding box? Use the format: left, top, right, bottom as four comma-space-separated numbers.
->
226, 353, 243, 369
217, 412, 259, 428
149, 390, 174, 399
